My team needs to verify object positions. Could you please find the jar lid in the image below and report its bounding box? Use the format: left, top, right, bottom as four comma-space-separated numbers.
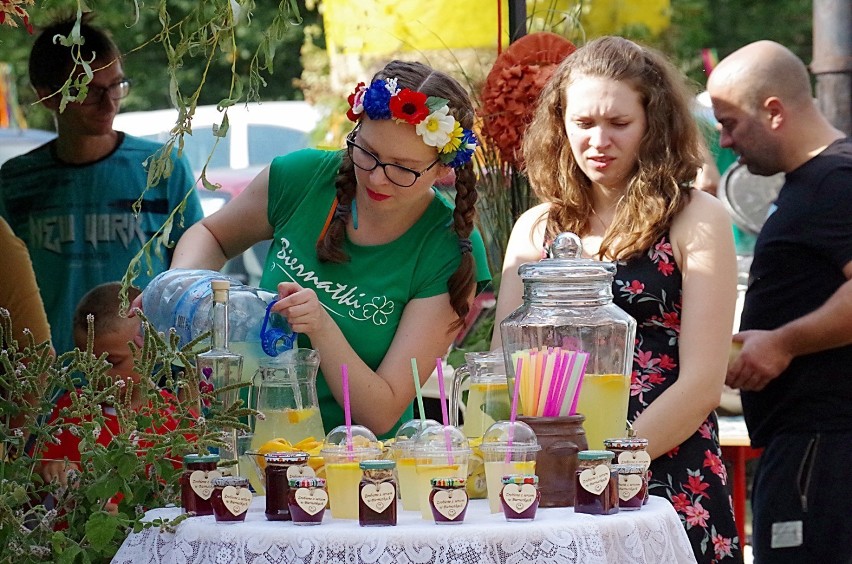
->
603, 437, 649, 449
265, 451, 310, 464
430, 477, 466, 488
613, 464, 646, 475
501, 474, 538, 485
183, 453, 220, 466
288, 477, 326, 488
519, 232, 616, 283
577, 449, 615, 461
359, 459, 396, 470
211, 476, 249, 488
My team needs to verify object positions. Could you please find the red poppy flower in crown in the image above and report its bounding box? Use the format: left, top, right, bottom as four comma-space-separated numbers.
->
346, 78, 478, 169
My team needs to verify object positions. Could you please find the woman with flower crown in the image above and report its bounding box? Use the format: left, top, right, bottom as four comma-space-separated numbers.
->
169, 60, 490, 438
491, 37, 740, 562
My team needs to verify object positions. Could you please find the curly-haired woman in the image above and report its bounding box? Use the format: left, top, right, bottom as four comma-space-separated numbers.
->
492, 36, 740, 563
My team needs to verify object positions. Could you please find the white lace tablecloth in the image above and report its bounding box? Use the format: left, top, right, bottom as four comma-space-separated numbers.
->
112, 496, 696, 564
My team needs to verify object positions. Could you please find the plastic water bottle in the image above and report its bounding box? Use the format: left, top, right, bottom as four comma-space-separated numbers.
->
143, 269, 296, 380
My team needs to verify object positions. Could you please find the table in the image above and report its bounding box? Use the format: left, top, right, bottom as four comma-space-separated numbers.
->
113, 496, 696, 564
718, 416, 762, 544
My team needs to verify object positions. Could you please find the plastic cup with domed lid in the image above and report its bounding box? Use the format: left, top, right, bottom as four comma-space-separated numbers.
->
320, 424, 381, 519
479, 420, 541, 513
412, 425, 471, 519
390, 419, 441, 510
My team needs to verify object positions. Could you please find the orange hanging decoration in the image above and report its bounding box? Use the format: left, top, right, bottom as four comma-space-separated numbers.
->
480, 32, 576, 169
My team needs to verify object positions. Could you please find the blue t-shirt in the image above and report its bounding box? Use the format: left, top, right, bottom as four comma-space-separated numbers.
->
0, 133, 204, 354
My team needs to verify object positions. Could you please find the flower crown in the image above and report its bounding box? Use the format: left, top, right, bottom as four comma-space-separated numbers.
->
346, 78, 477, 168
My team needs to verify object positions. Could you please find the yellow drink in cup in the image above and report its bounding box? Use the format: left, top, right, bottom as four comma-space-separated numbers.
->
479, 421, 541, 513
390, 420, 441, 511
411, 425, 471, 520
414, 459, 469, 520
575, 373, 631, 449
483, 460, 536, 513
320, 424, 381, 520
392, 444, 420, 511
324, 460, 363, 519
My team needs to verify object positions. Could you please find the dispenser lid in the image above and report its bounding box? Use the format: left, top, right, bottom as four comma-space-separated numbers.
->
519, 232, 615, 283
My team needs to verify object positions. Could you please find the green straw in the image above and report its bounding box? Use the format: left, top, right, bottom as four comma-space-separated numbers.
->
411, 358, 426, 420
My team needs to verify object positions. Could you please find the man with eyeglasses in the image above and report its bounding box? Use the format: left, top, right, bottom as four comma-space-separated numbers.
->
0, 14, 203, 355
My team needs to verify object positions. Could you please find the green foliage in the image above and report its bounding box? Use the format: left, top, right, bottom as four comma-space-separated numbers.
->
0, 308, 251, 563
0, 1, 318, 130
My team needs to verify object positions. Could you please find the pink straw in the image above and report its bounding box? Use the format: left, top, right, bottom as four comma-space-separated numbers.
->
341, 364, 353, 455
507, 356, 524, 463
543, 350, 565, 416
436, 358, 454, 462
568, 353, 591, 415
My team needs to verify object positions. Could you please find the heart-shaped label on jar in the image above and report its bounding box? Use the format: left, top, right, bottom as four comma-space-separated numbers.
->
295, 487, 328, 516
221, 485, 252, 516
360, 482, 396, 513
501, 483, 537, 513
189, 470, 221, 500
579, 465, 610, 495
618, 451, 651, 471
432, 489, 468, 520
286, 465, 316, 480
618, 475, 643, 501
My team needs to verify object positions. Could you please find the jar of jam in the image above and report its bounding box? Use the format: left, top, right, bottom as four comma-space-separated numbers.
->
288, 477, 327, 525
265, 451, 311, 521
604, 433, 651, 503
574, 450, 618, 515
500, 474, 540, 521
211, 476, 252, 523
180, 453, 221, 516
614, 464, 646, 511
359, 459, 397, 527
429, 477, 468, 525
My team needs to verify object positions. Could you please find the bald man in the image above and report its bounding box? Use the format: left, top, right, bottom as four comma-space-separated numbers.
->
708, 41, 852, 562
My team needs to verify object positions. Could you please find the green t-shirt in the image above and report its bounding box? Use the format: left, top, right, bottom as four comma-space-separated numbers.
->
261, 149, 491, 439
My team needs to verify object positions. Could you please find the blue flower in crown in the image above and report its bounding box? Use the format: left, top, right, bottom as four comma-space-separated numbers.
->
346, 77, 478, 169
446, 129, 478, 168
362, 79, 394, 120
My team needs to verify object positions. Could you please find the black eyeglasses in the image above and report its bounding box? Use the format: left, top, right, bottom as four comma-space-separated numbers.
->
346, 131, 440, 188
67, 79, 132, 105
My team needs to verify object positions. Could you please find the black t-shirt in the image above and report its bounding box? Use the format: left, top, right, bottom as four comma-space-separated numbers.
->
740, 138, 852, 446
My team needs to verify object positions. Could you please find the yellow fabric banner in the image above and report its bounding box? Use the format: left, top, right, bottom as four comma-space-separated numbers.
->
323, 0, 670, 56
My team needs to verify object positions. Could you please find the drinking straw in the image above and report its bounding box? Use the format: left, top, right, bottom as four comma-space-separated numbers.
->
506, 356, 524, 463
411, 358, 426, 421
435, 358, 454, 462
543, 350, 565, 416
532, 348, 545, 414
537, 349, 558, 416
568, 352, 591, 416
554, 351, 578, 415
341, 363, 353, 456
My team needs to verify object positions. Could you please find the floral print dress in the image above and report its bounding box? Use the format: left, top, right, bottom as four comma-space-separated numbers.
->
613, 235, 742, 564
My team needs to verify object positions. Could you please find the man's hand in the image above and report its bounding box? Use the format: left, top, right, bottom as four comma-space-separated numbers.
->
725, 330, 794, 391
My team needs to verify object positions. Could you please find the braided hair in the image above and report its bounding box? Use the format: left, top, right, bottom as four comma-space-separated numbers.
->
317, 60, 478, 332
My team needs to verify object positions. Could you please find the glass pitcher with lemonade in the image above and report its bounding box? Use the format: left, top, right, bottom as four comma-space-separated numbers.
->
250, 348, 326, 451
499, 232, 637, 450
450, 350, 510, 439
